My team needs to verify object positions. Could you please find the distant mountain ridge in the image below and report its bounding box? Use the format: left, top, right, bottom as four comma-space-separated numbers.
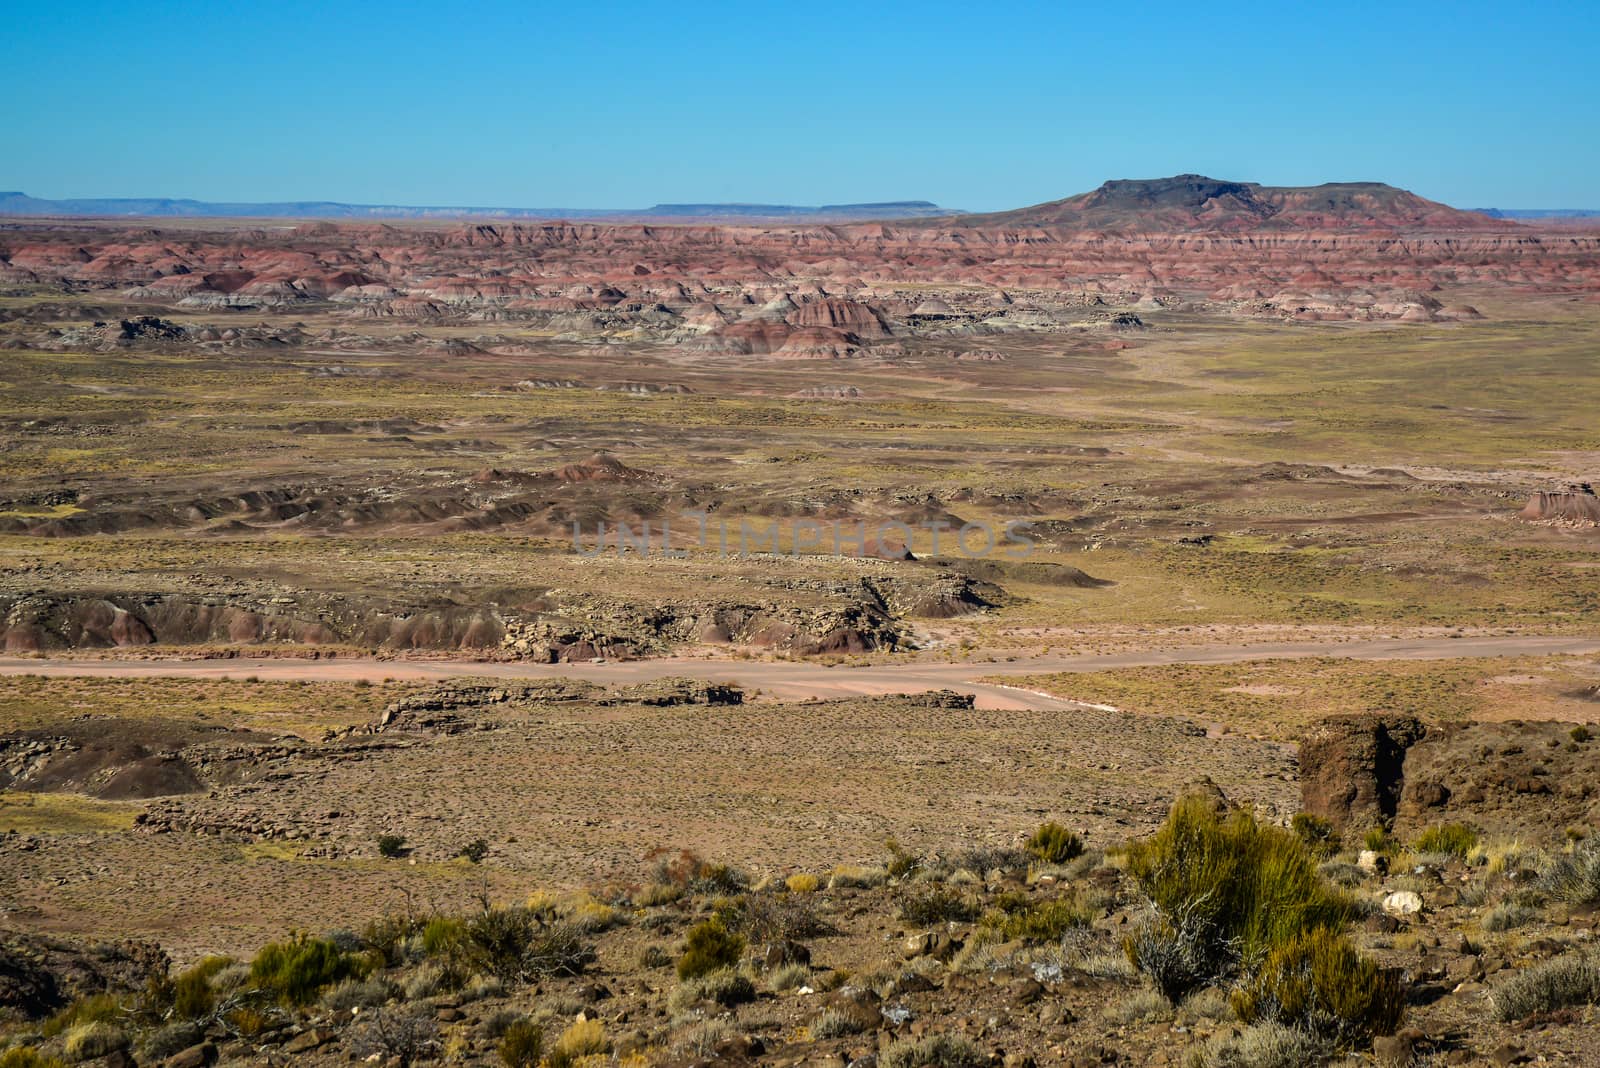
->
940, 174, 1504, 232
1476, 207, 1600, 219
0, 191, 953, 223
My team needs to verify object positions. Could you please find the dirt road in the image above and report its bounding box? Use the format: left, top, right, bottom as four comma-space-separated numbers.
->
2, 634, 1596, 710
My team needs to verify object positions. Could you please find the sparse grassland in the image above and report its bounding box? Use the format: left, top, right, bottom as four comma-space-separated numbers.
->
988, 655, 1600, 738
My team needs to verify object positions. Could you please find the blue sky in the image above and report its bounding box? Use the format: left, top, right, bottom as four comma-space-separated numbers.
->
4, 1, 1596, 210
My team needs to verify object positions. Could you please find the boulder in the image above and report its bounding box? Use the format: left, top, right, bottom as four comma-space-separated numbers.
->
1382, 891, 1424, 918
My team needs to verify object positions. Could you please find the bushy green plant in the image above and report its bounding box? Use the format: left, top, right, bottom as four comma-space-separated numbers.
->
497, 1018, 544, 1068
1123, 794, 1355, 991
421, 916, 468, 958
456, 838, 490, 863
1232, 927, 1403, 1044
1490, 950, 1600, 1021
1571, 725, 1592, 744
1413, 823, 1478, 858
168, 954, 232, 1019
885, 837, 920, 878
0, 1048, 68, 1068
545, 1018, 608, 1068
1026, 821, 1085, 864
249, 933, 363, 1005
42, 993, 122, 1038
977, 895, 1092, 944
677, 919, 745, 979
376, 834, 407, 858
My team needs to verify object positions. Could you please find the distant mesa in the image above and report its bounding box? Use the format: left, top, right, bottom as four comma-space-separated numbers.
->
941, 174, 1505, 232
0, 191, 954, 223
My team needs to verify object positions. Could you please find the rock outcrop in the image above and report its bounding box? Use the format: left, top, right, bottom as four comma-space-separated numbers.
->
1520, 483, 1600, 524
1301, 715, 1600, 838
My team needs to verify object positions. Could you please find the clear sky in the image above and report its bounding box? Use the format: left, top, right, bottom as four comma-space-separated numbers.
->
4, 0, 1596, 210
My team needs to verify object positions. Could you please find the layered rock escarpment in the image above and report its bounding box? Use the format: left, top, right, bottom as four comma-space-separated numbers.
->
3, 199, 1595, 331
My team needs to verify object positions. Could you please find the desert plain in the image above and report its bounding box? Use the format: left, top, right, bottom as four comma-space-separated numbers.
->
2, 176, 1600, 1067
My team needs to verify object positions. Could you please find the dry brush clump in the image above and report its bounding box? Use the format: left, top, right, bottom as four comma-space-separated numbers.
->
1540, 837, 1600, 905
1490, 949, 1600, 1021
880, 1032, 986, 1068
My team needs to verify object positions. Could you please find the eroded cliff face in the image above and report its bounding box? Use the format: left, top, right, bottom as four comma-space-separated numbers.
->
3, 218, 1595, 330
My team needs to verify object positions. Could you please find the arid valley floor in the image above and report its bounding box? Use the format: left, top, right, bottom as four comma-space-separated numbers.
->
3, 179, 1600, 1067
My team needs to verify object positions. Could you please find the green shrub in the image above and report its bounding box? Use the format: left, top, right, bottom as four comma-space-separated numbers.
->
422, 916, 469, 957
376, 834, 407, 858
1571, 725, 1592, 744
1232, 927, 1403, 1044
1123, 794, 1355, 991
1490, 950, 1600, 1021
0, 1049, 68, 1068
497, 1018, 544, 1068
1026, 821, 1085, 864
978, 896, 1092, 944
1413, 823, 1478, 858
1290, 814, 1340, 859
42, 993, 122, 1038
457, 838, 490, 863
250, 933, 363, 1005
880, 1033, 985, 1068
1363, 826, 1394, 853
677, 919, 745, 980
169, 954, 232, 1019
885, 837, 920, 878
900, 886, 980, 926
545, 1018, 608, 1068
